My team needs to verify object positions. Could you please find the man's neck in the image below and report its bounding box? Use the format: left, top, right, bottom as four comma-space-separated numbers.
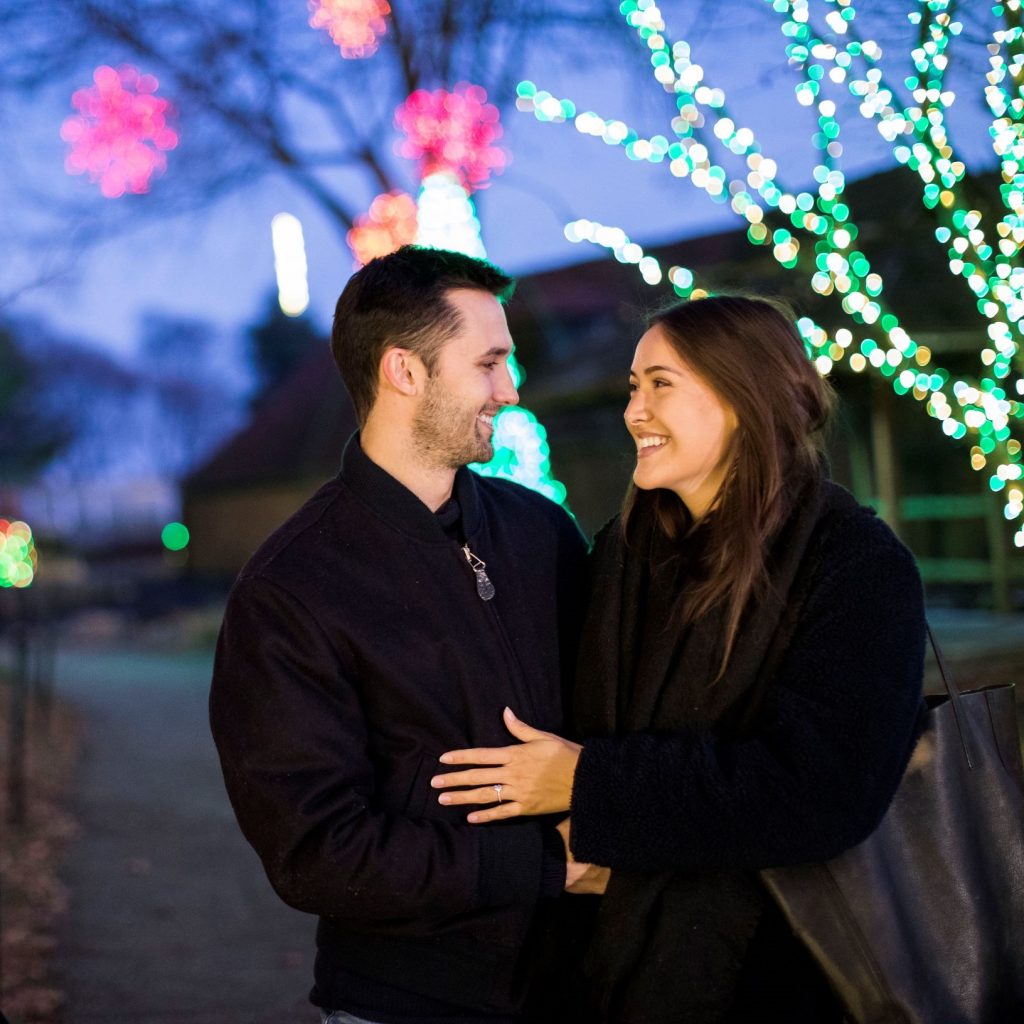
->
360, 420, 456, 512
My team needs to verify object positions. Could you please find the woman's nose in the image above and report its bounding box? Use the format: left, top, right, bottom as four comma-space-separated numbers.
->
625, 392, 649, 423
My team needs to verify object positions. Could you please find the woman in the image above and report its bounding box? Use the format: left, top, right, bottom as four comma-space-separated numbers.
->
431, 295, 926, 1022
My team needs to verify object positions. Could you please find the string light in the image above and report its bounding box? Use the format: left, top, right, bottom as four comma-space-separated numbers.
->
519, 0, 1024, 543
308, 0, 390, 59
61, 65, 178, 198
394, 83, 507, 192
271, 213, 310, 316
347, 190, 418, 266
414, 171, 487, 258
470, 407, 567, 505
0, 520, 37, 589
161, 522, 190, 552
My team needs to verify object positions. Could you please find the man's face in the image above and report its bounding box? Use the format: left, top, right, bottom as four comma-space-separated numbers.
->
412, 288, 519, 469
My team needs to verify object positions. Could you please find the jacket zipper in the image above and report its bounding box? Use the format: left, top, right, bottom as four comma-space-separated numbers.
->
453, 542, 540, 724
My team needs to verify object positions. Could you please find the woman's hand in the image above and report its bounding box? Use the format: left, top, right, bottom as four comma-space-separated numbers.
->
431, 707, 582, 822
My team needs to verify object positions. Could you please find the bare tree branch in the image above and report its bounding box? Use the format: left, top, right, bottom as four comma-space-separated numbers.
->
2, 0, 631, 275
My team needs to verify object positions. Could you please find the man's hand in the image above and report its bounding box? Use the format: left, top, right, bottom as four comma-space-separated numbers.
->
430, 707, 581, 823
559, 818, 609, 895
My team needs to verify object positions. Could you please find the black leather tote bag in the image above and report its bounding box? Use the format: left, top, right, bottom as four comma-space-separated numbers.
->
761, 625, 1024, 1024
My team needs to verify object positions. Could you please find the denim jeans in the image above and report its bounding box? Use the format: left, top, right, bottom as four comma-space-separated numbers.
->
319, 1011, 382, 1024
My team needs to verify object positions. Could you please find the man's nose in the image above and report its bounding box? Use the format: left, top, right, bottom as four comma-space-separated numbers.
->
495, 363, 519, 407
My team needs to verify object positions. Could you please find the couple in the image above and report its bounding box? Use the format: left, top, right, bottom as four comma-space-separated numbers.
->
209, 246, 925, 1023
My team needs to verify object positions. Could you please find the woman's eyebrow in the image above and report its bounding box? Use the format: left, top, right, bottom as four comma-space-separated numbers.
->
630, 365, 683, 376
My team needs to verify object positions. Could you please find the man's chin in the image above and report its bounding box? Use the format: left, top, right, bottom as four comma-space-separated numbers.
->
471, 442, 494, 466
444, 441, 493, 469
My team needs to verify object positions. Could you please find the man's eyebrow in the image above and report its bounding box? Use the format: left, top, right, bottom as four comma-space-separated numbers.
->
480, 345, 512, 358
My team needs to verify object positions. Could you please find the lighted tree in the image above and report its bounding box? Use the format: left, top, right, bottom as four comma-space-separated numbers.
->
394, 83, 505, 260
344, 68, 564, 502
348, 82, 507, 266
517, 0, 1024, 544
396, 84, 564, 501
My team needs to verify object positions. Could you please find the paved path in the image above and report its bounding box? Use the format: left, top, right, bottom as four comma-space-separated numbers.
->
927, 607, 1024, 661
44, 611, 1024, 1023
52, 647, 316, 1024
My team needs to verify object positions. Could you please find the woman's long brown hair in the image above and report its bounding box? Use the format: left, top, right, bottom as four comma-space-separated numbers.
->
621, 295, 835, 678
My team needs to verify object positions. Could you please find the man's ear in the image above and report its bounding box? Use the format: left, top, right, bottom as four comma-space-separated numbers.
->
379, 347, 425, 396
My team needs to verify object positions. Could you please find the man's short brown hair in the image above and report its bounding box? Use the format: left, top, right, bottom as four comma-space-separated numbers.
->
331, 246, 515, 425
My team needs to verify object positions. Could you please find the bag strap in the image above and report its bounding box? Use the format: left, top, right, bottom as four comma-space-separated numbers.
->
925, 621, 978, 769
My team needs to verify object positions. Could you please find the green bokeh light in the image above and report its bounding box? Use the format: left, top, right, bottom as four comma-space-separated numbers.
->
162, 522, 191, 551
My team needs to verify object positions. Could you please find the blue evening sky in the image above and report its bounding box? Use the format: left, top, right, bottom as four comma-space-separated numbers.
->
4, 2, 996, 363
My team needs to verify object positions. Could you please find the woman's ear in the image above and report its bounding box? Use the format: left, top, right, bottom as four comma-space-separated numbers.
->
379, 347, 424, 397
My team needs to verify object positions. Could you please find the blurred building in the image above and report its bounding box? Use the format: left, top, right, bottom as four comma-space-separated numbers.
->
182, 349, 356, 575
181, 167, 1021, 608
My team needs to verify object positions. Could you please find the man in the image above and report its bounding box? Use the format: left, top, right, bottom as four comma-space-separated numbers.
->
210, 246, 589, 1023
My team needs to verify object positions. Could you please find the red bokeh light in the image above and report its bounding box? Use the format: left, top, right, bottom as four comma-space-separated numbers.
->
394, 83, 507, 192
347, 191, 418, 266
60, 64, 178, 199
309, 0, 390, 59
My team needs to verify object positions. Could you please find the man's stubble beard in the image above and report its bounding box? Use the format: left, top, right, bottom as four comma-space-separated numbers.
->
412, 374, 493, 470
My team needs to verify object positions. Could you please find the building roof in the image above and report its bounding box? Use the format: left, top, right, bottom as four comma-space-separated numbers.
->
185, 344, 355, 493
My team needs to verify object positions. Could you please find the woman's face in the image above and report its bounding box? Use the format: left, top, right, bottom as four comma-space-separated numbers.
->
625, 324, 738, 517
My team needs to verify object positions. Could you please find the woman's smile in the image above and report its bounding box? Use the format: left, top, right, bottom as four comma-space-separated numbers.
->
636, 434, 669, 456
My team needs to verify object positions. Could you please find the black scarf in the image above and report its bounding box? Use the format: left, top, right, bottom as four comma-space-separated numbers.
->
574, 469, 846, 1023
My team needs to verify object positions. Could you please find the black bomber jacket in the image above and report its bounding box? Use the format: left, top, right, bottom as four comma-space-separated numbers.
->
209, 434, 588, 1021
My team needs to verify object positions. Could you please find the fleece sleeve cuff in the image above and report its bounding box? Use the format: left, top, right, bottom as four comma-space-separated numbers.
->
568, 736, 646, 867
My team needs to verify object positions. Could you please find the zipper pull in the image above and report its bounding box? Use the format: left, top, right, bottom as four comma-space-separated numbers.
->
462, 544, 496, 601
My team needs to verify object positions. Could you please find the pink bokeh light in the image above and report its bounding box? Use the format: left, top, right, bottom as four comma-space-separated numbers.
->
309, 0, 390, 59
60, 65, 178, 199
394, 83, 507, 192
347, 191, 418, 266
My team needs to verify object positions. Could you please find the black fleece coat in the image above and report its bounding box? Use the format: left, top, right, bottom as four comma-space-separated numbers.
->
569, 481, 926, 1022
209, 436, 587, 1022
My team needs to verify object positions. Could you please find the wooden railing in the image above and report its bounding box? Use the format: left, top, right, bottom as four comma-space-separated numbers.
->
869, 492, 1020, 612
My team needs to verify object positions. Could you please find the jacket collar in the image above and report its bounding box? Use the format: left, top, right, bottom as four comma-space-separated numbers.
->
339, 431, 483, 544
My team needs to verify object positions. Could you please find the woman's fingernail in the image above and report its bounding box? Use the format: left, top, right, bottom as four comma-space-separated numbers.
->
439, 754, 452, 764
430, 776, 443, 788
438, 794, 451, 805
467, 813, 480, 823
